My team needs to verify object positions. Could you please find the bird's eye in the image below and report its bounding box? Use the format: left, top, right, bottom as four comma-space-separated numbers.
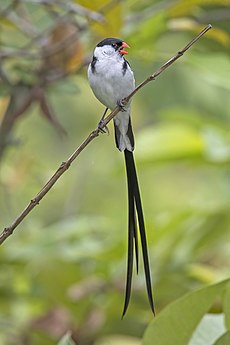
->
112, 43, 117, 48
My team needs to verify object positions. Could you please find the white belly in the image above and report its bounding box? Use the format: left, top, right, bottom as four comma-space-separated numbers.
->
88, 58, 135, 110
88, 56, 135, 151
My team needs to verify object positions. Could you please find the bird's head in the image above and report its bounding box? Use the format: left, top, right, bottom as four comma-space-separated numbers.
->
94, 38, 130, 59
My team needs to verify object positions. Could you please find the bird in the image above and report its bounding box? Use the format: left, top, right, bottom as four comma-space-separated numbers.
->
88, 37, 154, 317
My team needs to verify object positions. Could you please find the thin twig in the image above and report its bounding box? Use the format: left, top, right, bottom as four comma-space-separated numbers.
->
0, 0, 18, 17
7, 11, 38, 37
0, 24, 212, 245
23, 0, 105, 22
101, 24, 212, 126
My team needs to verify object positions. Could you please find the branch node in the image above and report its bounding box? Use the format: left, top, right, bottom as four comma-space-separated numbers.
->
31, 198, 39, 205
2, 226, 13, 238
91, 129, 100, 137
60, 161, 71, 170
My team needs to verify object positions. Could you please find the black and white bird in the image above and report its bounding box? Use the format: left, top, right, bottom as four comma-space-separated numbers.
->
88, 37, 154, 317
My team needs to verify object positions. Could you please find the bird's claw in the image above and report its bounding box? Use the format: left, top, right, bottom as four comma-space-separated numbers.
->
117, 99, 126, 112
98, 120, 110, 135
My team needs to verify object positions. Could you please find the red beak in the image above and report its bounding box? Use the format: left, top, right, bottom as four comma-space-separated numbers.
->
119, 41, 130, 55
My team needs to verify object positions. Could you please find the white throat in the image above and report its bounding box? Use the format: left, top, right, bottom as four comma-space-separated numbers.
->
94, 45, 123, 62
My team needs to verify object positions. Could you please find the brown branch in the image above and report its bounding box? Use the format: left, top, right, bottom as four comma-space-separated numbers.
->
0, 24, 212, 245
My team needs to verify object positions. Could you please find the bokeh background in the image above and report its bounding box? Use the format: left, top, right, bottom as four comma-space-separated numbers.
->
0, 0, 230, 344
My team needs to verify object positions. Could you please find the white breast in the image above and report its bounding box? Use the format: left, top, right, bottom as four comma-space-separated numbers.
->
88, 52, 135, 110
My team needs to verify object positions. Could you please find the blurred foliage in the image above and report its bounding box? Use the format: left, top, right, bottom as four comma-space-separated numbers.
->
0, 0, 230, 344
143, 279, 230, 345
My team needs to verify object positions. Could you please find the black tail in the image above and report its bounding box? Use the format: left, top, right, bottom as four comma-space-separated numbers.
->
122, 149, 155, 317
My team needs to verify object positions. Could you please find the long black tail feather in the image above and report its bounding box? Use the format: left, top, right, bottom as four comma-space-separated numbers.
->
122, 152, 138, 317
122, 149, 155, 317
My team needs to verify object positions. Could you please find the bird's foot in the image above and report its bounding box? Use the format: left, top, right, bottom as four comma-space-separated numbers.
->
98, 119, 110, 135
117, 99, 127, 112
97, 107, 109, 135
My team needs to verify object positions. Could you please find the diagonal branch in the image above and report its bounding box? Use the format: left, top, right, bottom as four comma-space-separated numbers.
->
0, 24, 212, 245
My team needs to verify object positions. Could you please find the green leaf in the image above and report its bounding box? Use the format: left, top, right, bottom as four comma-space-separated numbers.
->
57, 332, 75, 345
223, 281, 230, 329
168, 0, 230, 17
95, 335, 141, 345
189, 54, 230, 91
188, 314, 226, 345
143, 280, 229, 345
214, 331, 230, 345
128, 13, 167, 60
77, 0, 122, 37
136, 123, 204, 162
